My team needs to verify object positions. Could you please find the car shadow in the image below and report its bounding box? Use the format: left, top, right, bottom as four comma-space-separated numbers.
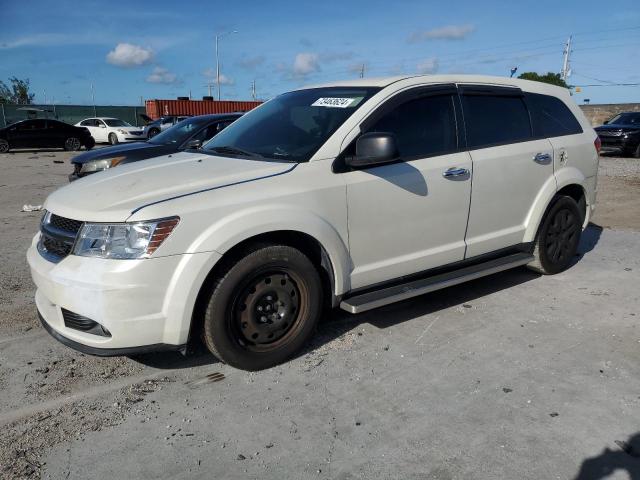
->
572, 432, 640, 479
131, 223, 603, 370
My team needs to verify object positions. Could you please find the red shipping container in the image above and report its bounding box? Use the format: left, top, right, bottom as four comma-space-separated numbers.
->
145, 99, 262, 120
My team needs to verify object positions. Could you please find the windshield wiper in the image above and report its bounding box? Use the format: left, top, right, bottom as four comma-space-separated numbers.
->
209, 145, 263, 159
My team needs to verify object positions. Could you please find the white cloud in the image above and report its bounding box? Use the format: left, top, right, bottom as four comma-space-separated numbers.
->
293, 53, 320, 77
106, 43, 154, 67
408, 25, 475, 43
416, 57, 439, 74
202, 68, 234, 85
146, 66, 179, 84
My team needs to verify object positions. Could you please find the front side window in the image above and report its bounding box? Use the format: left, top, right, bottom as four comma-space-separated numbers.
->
104, 119, 131, 127
462, 94, 532, 149
526, 93, 582, 137
203, 87, 380, 162
367, 94, 458, 159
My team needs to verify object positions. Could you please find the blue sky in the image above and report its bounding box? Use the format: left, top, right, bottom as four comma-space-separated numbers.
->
1, 0, 638, 105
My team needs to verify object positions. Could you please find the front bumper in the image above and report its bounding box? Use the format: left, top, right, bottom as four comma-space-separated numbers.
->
27, 236, 221, 354
117, 131, 146, 142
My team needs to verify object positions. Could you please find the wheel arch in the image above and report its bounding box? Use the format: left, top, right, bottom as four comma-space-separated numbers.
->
524, 167, 588, 243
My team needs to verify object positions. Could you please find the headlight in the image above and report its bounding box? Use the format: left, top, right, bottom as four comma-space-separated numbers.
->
79, 156, 126, 173
73, 217, 179, 259
117, 129, 128, 134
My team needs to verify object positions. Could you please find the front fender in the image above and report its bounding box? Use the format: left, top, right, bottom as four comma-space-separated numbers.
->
187, 205, 352, 295
523, 166, 587, 242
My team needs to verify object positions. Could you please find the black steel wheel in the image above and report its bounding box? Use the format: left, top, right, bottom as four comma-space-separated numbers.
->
0, 139, 9, 153
528, 195, 583, 274
64, 137, 81, 151
202, 245, 322, 370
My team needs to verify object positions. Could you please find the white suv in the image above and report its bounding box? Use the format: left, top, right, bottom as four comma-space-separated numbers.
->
28, 75, 599, 370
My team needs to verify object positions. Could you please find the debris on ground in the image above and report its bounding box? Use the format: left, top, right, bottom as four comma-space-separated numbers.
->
21, 204, 43, 212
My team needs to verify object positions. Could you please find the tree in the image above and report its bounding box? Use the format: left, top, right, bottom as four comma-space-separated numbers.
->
0, 77, 35, 104
517, 72, 569, 88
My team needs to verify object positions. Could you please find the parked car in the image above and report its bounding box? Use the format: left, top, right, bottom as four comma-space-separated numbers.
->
28, 75, 599, 370
0, 119, 94, 153
143, 115, 191, 138
75, 117, 145, 145
68, 113, 242, 180
594, 112, 640, 158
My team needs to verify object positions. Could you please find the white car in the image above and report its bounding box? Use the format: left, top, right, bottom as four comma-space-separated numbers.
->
29, 75, 599, 370
75, 117, 145, 145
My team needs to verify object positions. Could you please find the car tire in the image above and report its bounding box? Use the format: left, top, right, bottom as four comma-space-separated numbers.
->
0, 139, 9, 153
202, 244, 323, 371
109, 133, 119, 145
63, 137, 82, 151
527, 195, 583, 275
147, 128, 160, 139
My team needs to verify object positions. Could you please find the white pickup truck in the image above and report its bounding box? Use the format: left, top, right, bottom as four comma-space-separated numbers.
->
28, 75, 599, 370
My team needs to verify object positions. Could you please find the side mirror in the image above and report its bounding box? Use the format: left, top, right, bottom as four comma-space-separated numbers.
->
99, 124, 106, 128
346, 132, 399, 168
184, 139, 202, 149
603, 120, 609, 125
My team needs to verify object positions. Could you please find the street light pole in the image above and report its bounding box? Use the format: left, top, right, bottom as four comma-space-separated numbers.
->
215, 30, 237, 101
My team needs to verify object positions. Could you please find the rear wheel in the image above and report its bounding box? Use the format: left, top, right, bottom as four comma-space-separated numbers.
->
528, 196, 582, 274
64, 137, 81, 151
202, 245, 322, 370
147, 128, 160, 139
108, 133, 119, 145
0, 139, 9, 153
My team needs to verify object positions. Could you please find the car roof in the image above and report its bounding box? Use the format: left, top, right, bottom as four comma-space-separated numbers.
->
300, 74, 570, 96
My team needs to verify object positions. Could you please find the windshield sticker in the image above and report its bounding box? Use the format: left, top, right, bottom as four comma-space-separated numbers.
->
312, 97, 357, 108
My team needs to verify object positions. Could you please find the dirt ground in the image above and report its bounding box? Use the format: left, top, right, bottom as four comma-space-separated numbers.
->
0, 149, 638, 479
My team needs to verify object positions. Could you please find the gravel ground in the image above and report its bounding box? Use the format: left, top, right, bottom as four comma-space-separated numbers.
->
0, 149, 638, 479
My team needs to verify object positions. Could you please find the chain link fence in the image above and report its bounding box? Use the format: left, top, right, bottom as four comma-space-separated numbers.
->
0, 104, 147, 128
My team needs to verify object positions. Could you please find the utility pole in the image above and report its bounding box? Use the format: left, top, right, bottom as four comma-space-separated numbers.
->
215, 30, 238, 101
90, 83, 97, 117
561, 35, 572, 82
251, 80, 256, 100
360, 64, 365, 78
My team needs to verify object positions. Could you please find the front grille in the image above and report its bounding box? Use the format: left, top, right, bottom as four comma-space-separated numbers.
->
38, 212, 83, 263
62, 309, 111, 337
50, 214, 82, 234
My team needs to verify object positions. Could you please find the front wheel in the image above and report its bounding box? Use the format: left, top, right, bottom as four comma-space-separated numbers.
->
528, 195, 583, 274
108, 133, 119, 145
64, 137, 81, 151
202, 245, 322, 370
147, 128, 160, 139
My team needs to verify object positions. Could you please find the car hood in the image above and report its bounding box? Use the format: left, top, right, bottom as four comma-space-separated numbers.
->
71, 142, 160, 164
595, 124, 640, 132
44, 151, 296, 222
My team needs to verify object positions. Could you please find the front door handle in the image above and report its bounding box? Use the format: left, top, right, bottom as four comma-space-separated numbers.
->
533, 152, 552, 164
443, 167, 470, 178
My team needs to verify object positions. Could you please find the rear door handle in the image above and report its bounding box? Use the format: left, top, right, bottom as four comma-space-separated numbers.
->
533, 152, 552, 164
442, 167, 469, 178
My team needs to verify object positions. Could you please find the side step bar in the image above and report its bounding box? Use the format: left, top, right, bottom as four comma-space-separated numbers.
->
340, 252, 534, 314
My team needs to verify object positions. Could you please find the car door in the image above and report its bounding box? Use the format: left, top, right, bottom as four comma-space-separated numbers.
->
343, 87, 472, 289
460, 85, 555, 258
13, 119, 47, 148
95, 119, 109, 142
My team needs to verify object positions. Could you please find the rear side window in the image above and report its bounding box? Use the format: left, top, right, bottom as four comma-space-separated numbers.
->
368, 94, 458, 158
462, 94, 531, 149
526, 93, 583, 137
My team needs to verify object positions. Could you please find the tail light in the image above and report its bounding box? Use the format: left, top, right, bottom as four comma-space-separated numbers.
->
594, 136, 601, 154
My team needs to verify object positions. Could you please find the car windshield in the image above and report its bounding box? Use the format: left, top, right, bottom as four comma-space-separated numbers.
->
149, 118, 210, 145
608, 113, 640, 126
202, 87, 379, 162
104, 119, 132, 127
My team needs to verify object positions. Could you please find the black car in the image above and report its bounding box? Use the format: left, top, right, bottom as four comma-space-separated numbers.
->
594, 112, 640, 158
69, 113, 241, 180
0, 119, 95, 153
